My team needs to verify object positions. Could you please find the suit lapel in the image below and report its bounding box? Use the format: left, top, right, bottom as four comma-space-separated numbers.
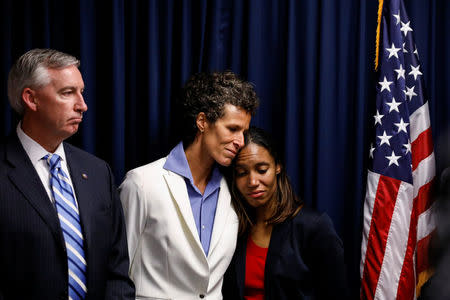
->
208, 178, 232, 256
5, 135, 63, 245
64, 144, 93, 253
264, 219, 290, 298
235, 235, 247, 298
163, 171, 204, 253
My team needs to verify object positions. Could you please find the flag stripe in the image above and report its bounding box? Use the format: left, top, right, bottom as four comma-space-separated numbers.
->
412, 153, 435, 199
361, 171, 381, 274
416, 231, 434, 273
374, 181, 413, 300
396, 195, 419, 300
411, 128, 433, 171
415, 178, 434, 217
409, 101, 430, 143
395, 167, 435, 300
361, 175, 401, 299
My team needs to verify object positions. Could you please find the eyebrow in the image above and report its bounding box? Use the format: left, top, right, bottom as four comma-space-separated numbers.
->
235, 161, 270, 168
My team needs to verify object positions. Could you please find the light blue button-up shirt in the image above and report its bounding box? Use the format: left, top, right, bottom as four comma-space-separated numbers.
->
163, 142, 222, 256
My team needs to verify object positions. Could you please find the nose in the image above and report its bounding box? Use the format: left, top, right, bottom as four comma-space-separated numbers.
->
247, 173, 258, 187
234, 132, 245, 149
75, 92, 88, 113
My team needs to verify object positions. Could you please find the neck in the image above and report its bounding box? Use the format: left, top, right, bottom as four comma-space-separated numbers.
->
21, 117, 61, 153
255, 197, 277, 225
184, 139, 215, 193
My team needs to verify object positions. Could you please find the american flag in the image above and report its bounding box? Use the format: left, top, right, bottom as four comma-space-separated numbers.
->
360, 0, 436, 299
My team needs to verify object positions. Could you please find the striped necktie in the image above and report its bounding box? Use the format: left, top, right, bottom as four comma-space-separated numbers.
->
45, 154, 87, 300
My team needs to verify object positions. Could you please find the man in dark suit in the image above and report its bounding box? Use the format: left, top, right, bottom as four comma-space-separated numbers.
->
0, 49, 135, 300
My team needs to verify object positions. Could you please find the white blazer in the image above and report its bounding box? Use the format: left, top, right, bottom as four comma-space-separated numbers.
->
119, 157, 238, 300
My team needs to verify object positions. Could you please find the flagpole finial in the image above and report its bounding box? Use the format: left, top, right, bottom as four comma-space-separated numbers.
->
375, 0, 384, 71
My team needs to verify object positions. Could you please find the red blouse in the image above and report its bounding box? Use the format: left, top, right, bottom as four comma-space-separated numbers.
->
244, 237, 269, 300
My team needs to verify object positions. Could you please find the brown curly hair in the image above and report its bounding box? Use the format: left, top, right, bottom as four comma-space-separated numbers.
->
178, 71, 259, 147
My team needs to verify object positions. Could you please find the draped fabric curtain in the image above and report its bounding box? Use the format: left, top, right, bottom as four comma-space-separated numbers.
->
1, 0, 449, 296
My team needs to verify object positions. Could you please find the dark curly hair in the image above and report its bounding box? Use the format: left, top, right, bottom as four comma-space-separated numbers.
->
179, 71, 259, 147
230, 127, 303, 235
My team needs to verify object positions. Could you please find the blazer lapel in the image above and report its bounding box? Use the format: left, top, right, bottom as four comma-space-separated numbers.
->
64, 145, 93, 253
264, 220, 291, 298
5, 135, 63, 245
208, 178, 232, 256
235, 234, 247, 298
163, 171, 204, 253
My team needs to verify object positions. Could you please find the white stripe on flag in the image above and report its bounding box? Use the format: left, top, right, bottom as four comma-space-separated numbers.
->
417, 202, 436, 241
374, 181, 414, 300
409, 101, 430, 143
360, 170, 381, 275
412, 153, 435, 198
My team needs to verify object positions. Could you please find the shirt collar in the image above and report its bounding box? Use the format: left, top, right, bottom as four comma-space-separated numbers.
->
16, 122, 67, 165
163, 141, 223, 192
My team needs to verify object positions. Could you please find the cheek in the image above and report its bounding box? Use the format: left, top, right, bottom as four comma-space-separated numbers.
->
235, 178, 246, 193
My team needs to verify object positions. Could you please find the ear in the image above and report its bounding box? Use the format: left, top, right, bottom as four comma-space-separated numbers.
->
275, 164, 281, 175
21, 88, 38, 112
196, 112, 207, 133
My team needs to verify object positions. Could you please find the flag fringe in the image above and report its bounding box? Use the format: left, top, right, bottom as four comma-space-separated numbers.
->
416, 267, 434, 297
375, 0, 384, 71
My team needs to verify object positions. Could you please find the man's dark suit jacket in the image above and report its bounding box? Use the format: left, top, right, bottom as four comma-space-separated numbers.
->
0, 134, 135, 300
222, 207, 347, 300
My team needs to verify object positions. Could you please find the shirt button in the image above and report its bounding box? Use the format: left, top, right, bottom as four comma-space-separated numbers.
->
202, 225, 205, 230
199, 294, 205, 298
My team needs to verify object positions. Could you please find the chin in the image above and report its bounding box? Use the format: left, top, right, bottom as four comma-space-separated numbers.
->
219, 158, 233, 167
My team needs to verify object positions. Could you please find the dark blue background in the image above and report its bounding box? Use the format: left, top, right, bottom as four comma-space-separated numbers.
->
1, 0, 449, 297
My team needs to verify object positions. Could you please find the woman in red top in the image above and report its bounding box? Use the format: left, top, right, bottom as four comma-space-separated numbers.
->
222, 127, 347, 300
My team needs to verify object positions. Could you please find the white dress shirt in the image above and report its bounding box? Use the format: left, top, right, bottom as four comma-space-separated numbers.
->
16, 123, 79, 206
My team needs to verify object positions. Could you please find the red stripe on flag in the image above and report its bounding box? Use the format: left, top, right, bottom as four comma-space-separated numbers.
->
397, 202, 418, 300
416, 179, 435, 215
411, 128, 433, 171
416, 231, 434, 275
397, 180, 434, 299
361, 175, 401, 300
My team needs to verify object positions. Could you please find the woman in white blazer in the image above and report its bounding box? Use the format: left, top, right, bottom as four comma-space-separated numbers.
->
120, 71, 259, 300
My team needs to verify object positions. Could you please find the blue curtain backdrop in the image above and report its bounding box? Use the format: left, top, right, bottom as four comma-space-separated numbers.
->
1, 0, 449, 297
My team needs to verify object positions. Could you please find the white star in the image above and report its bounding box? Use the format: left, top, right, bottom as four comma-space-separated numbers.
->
386, 43, 401, 59
403, 140, 411, 154
378, 131, 392, 146
374, 110, 384, 125
379, 76, 393, 92
395, 64, 405, 79
386, 151, 401, 166
402, 42, 408, 53
369, 143, 375, 158
394, 118, 409, 133
414, 47, 419, 58
409, 64, 422, 80
393, 12, 401, 25
403, 85, 417, 101
386, 97, 402, 113
400, 21, 413, 36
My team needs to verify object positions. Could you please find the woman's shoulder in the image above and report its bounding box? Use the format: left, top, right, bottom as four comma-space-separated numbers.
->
292, 206, 332, 225
288, 206, 339, 240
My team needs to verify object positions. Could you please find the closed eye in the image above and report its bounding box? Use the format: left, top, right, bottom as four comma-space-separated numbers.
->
235, 169, 247, 177
257, 169, 268, 174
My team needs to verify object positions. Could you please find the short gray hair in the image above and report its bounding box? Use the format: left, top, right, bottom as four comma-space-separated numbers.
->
7, 48, 80, 115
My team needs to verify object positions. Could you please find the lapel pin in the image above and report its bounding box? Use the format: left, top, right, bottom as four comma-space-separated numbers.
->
82, 173, 88, 179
